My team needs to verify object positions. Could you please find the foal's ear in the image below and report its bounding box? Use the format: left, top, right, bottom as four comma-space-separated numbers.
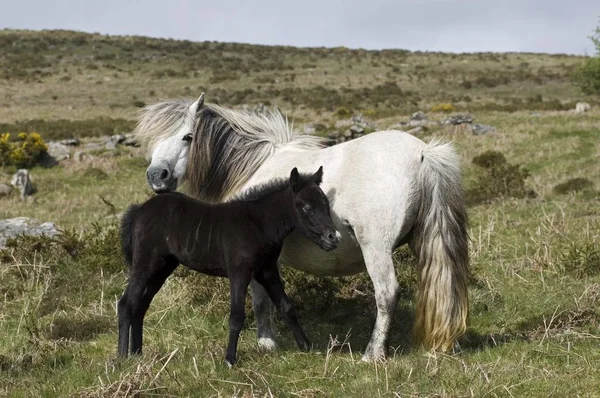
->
312, 166, 323, 185
188, 92, 205, 115
290, 167, 302, 192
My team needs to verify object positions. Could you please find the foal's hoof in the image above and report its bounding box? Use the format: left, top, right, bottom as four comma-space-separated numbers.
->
257, 337, 278, 352
224, 358, 235, 369
300, 340, 311, 352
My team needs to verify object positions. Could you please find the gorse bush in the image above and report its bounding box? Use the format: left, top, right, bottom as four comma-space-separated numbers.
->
0, 132, 48, 167
430, 103, 456, 113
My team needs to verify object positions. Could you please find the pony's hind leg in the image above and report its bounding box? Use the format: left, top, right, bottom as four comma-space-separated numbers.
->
129, 258, 178, 355
225, 270, 252, 367
250, 279, 277, 351
359, 243, 399, 362
254, 265, 310, 352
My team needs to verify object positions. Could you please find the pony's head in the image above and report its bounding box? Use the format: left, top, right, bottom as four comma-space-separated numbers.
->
135, 93, 326, 200
289, 166, 340, 251
134, 94, 204, 193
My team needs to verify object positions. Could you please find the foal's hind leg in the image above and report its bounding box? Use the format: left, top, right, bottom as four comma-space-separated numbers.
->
250, 279, 277, 351
254, 264, 310, 352
225, 270, 252, 367
117, 285, 132, 357
129, 258, 178, 355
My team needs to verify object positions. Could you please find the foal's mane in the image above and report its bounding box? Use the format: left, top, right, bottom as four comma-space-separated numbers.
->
229, 172, 314, 203
186, 103, 325, 203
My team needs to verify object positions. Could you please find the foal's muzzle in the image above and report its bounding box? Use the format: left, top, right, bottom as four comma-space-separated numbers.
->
320, 229, 342, 251
146, 166, 177, 193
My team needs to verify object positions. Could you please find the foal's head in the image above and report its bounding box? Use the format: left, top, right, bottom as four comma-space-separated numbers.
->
289, 166, 340, 251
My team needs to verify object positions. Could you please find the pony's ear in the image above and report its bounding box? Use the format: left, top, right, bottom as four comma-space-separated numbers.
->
290, 167, 302, 192
188, 92, 205, 115
312, 166, 323, 185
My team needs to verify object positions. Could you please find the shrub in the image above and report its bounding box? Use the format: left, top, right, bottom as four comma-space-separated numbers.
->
362, 109, 377, 118
574, 20, 600, 95
553, 178, 594, 195
472, 151, 507, 169
558, 241, 600, 278
430, 103, 456, 113
0, 132, 48, 167
574, 57, 600, 95
335, 107, 351, 118
460, 80, 473, 89
467, 150, 536, 205
0, 118, 135, 141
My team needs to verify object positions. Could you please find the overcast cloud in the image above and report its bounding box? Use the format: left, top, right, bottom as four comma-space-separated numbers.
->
0, 0, 598, 55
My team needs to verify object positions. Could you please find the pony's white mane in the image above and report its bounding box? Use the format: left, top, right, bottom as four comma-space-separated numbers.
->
188, 103, 326, 202
205, 103, 324, 151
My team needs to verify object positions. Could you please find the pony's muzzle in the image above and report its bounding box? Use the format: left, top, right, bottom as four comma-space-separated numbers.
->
146, 166, 177, 193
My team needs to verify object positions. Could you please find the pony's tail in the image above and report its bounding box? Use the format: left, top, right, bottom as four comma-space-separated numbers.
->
412, 140, 470, 352
120, 204, 141, 267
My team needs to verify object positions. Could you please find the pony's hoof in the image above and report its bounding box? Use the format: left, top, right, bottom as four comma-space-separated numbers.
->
258, 337, 277, 352
224, 358, 235, 369
360, 350, 387, 363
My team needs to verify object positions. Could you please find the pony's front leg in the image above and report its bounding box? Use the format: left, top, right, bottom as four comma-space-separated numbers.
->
250, 279, 277, 351
225, 272, 251, 367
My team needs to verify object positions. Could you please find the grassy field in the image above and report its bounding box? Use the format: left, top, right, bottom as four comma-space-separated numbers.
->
1, 29, 600, 397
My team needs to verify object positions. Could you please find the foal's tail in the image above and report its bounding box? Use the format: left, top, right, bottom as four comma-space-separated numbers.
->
120, 204, 141, 267
412, 139, 470, 352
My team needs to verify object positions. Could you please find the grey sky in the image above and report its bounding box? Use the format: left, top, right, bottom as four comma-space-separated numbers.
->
1, 0, 598, 55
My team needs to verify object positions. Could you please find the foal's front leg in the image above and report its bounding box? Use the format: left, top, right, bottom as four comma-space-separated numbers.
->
225, 271, 251, 367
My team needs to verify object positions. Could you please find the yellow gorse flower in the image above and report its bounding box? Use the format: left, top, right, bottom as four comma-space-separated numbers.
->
0, 132, 48, 167
430, 103, 456, 113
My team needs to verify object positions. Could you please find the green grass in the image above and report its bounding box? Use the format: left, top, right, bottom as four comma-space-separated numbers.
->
1, 29, 600, 397
1, 115, 599, 397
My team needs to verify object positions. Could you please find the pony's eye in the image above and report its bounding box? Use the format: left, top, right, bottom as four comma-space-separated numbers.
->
302, 205, 311, 213
182, 134, 193, 143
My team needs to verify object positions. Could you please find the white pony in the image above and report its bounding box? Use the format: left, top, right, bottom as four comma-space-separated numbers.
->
133, 93, 470, 362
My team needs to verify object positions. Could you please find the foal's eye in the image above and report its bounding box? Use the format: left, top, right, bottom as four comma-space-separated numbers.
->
182, 134, 193, 143
302, 205, 311, 213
